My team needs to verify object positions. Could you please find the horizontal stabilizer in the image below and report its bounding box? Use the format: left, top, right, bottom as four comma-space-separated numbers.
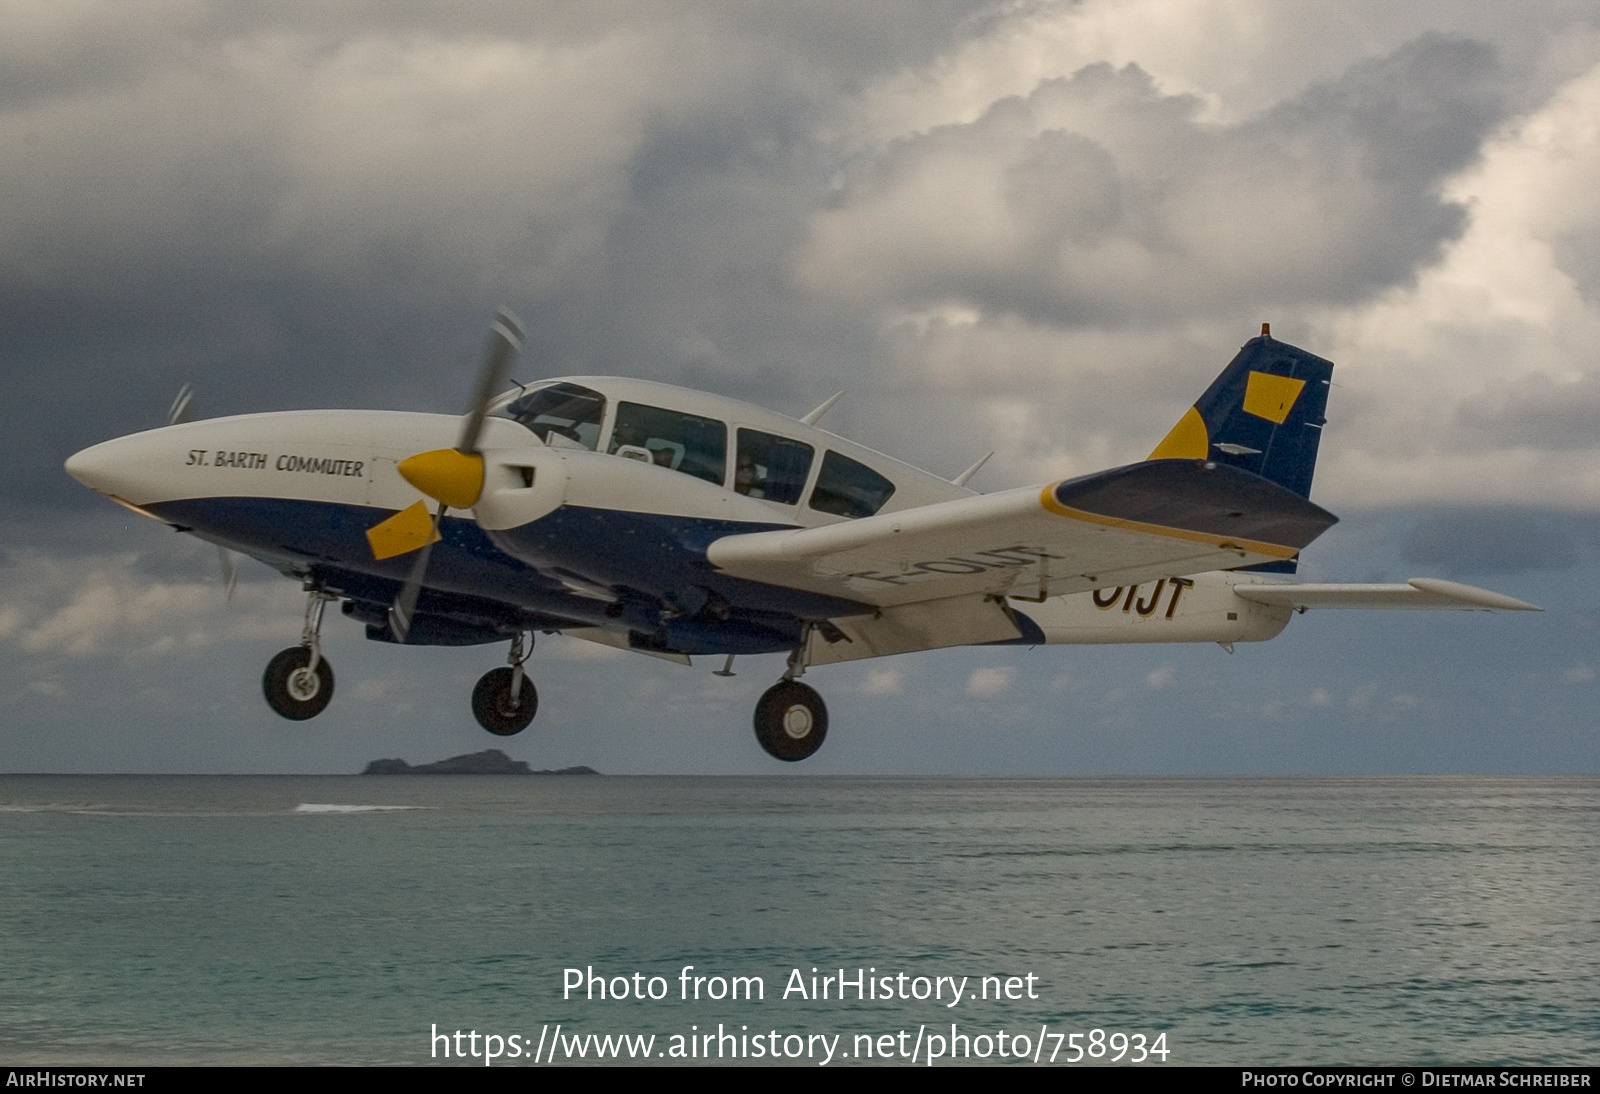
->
1233, 578, 1540, 612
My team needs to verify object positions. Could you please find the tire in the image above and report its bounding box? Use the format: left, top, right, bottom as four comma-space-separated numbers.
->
262, 647, 335, 721
472, 667, 538, 736
753, 680, 828, 762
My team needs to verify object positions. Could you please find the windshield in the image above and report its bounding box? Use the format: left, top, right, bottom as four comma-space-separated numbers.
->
503, 382, 606, 450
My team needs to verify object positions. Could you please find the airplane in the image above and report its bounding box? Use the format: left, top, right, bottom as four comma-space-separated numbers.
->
64, 314, 1538, 761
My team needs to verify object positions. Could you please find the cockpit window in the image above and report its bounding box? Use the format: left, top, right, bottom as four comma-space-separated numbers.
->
735, 429, 813, 505
608, 402, 727, 485
809, 450, 896, 519
504, 382, 606, 450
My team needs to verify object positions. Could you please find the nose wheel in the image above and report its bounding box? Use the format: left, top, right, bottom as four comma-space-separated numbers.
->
753, 680, 827, 762
263, 586, 336, 721
471, 633, 537, 736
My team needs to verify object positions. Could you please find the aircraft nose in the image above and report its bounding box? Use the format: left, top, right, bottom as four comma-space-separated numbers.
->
64, 434, 161, 501
65, 438, 118, 492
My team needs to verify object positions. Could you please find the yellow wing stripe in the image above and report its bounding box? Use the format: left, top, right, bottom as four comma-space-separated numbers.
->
1038, 485, 1300, 560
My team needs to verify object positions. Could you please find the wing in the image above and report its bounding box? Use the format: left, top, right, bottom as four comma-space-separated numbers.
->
1233, 578, 1540, 612
708, 459, 1338, 610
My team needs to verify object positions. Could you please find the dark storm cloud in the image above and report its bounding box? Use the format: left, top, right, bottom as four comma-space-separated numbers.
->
800, 35, 1505, 325
4, 3, 997, 512
1401, 508, 1600, 577
1455, 374, 1600, 449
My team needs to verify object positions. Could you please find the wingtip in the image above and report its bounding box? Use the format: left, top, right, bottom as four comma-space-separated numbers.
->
1407, 578, 1541, 612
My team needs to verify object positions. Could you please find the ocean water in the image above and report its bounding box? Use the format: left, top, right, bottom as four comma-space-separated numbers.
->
0, 776, 1595, 1066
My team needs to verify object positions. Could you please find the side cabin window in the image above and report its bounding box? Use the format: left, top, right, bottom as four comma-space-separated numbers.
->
809, 450, 896, 519
504, 382, 605, 450
735, 429, 814, 505
608, 402, 727, 485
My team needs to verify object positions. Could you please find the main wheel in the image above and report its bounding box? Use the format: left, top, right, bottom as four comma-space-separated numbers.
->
262, 647, 335, 720
753, 680, 828, 762
472, 667, 538, 736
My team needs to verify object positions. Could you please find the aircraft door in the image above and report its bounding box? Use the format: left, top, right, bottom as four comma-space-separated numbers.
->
367, 456, 404, 509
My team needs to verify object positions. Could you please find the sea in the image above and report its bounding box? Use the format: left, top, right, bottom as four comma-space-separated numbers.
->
0, 776, 1594, 1067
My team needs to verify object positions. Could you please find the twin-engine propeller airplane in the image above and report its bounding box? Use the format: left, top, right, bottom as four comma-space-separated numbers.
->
65, 314, 1537, 761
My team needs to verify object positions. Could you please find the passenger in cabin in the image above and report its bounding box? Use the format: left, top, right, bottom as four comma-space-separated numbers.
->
734, 454, 765, 498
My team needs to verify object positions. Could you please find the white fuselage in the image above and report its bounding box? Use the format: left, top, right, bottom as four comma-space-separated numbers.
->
65, 375, 1289, 655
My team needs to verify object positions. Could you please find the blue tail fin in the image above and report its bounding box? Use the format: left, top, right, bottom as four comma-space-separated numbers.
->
1149, 325, 1332, 499
1147, 326, 1333, 574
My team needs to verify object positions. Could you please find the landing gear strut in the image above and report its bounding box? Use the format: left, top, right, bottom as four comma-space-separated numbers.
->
752, 633, 828, 761
472, 633, 537, 736
263, 586, 336, 720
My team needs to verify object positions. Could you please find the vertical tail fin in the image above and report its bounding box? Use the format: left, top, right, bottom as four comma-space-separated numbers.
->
1149, 325, 1333, 500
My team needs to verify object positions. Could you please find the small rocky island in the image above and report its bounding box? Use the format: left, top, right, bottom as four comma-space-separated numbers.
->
361, 749, 598, 776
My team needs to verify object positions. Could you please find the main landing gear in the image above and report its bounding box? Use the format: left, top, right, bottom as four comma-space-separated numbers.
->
471, 633, 537, 736
263, 587, 336, 720
752, 638, 828, 762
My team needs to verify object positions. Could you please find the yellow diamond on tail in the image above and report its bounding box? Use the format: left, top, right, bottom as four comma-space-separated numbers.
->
1242, 371, 1305, 425
366, 500, 441, 560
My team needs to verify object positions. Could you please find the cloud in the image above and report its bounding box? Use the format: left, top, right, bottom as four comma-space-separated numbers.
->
0, 549, 298, 657
792, 32, 1532, 492
862, 668, 904, 695
966, 666, 1015, 696
1309, 55, 1600, 505
1401, 509, 1600, 577
1144, 665, 1173, 689
802, 37, 1501, 328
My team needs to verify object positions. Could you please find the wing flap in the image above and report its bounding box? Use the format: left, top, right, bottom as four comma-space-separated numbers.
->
561, 626, 693, 664
1233, 578, 1540, 612
805, 593, 1022, 666
709, 459, 1338, 609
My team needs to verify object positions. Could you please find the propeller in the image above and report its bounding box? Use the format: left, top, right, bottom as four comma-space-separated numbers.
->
167, 383, 238, 601
370, 309, 525, 643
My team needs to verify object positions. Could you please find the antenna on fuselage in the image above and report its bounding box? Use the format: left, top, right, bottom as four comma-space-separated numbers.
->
800, 391, 843, 426
952, 451, 994, 488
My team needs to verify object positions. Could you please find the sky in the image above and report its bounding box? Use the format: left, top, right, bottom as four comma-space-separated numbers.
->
3, 0, 1599, 774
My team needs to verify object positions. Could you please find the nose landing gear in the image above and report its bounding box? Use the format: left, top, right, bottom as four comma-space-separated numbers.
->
472, 633, 537, 736
263, 586, 337, 720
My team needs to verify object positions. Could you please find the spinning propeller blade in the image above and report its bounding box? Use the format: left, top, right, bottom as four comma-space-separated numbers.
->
382, 309, 525, 643
168, 383, 196, 426
217, 545, 238, 602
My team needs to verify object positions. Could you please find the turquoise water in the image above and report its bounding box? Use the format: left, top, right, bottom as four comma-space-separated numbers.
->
0, 776, 1595, 1065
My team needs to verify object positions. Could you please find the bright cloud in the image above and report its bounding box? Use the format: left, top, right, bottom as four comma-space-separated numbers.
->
966, 666, 1016, 697
0, 551, 298, 657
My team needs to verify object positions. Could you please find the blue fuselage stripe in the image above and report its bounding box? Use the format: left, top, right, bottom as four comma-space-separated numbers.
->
148, 497, 872, 654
